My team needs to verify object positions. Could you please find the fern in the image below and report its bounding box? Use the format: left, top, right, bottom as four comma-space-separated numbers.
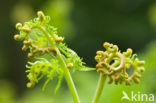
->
92, 42, 145, 103
14, 11, 94, 94
14, 11, 145, 103
95, 42, 145, 85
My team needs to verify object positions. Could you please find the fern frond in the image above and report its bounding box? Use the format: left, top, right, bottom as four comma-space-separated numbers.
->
95, 42, 145, 85
14, 11, 94, 93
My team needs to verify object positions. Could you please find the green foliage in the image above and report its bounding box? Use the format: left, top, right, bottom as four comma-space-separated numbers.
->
14, 11, 94, 93
13, 11, 146, 103
58, 43, 94, 72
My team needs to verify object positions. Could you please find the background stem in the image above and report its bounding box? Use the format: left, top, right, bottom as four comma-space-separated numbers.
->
92, 73, 107, 103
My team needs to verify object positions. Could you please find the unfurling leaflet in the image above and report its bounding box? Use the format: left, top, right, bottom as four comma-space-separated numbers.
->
14, 11, 94, 93
95, 42, 145, 85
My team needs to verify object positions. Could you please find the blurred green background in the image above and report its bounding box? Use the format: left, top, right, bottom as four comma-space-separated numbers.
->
0, 0, 156, 103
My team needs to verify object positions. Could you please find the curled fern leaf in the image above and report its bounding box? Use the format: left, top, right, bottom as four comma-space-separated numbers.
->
26, 58, 63, 90
95, 42, 145, 85
14, 11, 94, 93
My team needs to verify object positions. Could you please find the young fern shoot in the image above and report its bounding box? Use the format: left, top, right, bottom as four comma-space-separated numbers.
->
14, 11, 94, 103
13, 11, 145, 103
92, 42, 145, 103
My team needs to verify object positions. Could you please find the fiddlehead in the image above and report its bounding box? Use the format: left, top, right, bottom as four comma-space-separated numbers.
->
92, 42, 145, 103
95, 42, 145, 85
14, 11, 94, 94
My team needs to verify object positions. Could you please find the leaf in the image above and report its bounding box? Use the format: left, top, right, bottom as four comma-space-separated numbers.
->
14, 11, 95, 93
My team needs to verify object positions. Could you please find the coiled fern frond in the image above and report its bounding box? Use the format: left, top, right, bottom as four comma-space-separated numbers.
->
95, 42, 145, 85
14, 11, 94, 93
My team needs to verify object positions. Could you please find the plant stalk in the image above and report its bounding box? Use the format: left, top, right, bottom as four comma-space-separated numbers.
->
92, 73, 107, 103
57, 49, 80, 103
39, 26, 80, 103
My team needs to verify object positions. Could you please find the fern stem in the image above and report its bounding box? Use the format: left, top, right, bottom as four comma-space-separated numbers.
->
57, 50, 80, 103
38, 26, 80, 103
92, 73, 107, 103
